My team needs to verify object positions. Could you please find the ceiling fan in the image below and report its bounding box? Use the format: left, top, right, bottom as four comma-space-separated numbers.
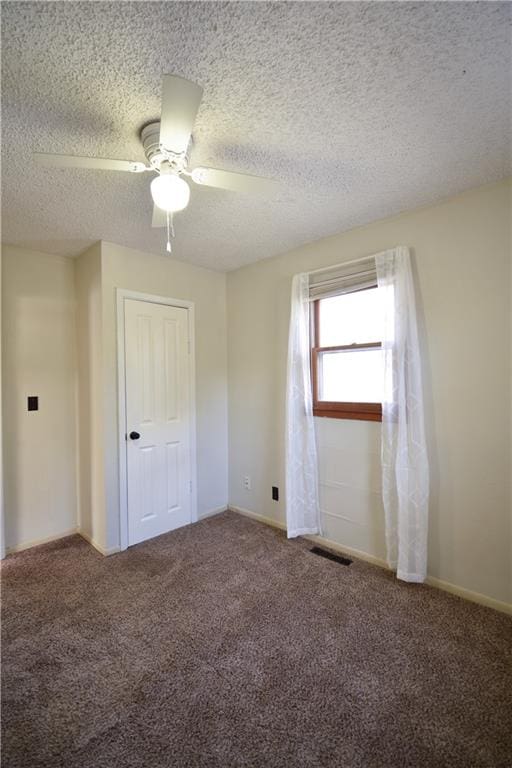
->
34, 74, 278, 252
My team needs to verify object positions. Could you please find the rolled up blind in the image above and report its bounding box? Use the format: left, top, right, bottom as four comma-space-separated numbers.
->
309, 256, 377, 300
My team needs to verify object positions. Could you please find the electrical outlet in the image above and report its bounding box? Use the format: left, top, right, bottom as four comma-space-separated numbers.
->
243, 475, 251, 491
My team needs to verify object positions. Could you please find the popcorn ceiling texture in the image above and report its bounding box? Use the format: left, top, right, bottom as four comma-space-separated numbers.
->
1, 2, 511, 271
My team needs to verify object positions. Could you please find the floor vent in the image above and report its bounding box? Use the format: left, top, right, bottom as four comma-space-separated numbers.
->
310, 546, 352, 566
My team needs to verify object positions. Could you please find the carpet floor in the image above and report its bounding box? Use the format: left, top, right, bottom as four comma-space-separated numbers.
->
2, 511, 511, 768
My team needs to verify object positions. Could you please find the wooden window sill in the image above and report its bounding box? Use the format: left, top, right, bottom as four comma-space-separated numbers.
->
313, 403, 382, 422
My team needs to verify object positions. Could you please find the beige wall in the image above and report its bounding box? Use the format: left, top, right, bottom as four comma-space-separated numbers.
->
0, 250, 4, 557
316, 418, 385, 562
100, 241, 228, 550
2, 246, 78, 550
227, 179, 512, 607
75, 243, 105, 549
2, 180, 510, 611
2, 240, 228, 555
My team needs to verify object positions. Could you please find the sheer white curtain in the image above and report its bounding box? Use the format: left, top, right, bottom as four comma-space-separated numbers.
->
285, 273, 321, 538
376, 247, 429, 582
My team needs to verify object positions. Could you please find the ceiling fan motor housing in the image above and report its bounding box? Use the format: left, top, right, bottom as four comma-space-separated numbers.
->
140, 121, 191, 173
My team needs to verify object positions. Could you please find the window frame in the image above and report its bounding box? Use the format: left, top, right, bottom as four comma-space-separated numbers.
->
311, 292, 383, 422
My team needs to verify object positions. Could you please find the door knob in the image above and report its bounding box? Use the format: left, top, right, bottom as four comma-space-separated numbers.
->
129, 431, 141, 440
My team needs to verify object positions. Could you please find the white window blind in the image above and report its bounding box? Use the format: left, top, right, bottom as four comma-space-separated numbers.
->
309, 256, 377, 300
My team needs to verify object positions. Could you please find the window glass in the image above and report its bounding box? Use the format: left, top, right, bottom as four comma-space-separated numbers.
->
318, 348, 384, 403
319, 288, 382, 347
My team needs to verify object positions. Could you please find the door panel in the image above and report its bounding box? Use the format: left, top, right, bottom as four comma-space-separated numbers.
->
164, 319, 179, 422
139, 445, 158, 521
138, 314, 156, 425
166, 442, 180, 511
124, 299, 192, 546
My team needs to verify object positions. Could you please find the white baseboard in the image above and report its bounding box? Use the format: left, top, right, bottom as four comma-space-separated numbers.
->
424, 575, 512, 616
198, 505, 228, 520
4, 528, 119, 558
230, 505, 388, 569
5, 528, 79, 555
231, 504, 287, 531
80, 510, 228, 557
229, 505, 512, 616
78, 530, 120, 556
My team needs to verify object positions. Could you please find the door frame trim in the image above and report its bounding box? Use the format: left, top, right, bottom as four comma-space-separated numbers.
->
116, 288, 198, 551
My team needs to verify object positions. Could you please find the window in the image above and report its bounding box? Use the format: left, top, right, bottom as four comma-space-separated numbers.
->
311, 287, 383, 421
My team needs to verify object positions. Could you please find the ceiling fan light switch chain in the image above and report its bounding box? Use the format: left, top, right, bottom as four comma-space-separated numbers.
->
166, 210, 175, 253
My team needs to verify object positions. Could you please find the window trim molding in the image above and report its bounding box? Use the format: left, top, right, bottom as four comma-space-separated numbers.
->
311, 298, 383, 422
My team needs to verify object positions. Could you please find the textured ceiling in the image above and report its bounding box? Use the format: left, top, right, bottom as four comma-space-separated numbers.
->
2, 2, 511, 271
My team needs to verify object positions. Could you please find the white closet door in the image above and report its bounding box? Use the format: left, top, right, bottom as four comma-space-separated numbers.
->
124, 299, 191, 546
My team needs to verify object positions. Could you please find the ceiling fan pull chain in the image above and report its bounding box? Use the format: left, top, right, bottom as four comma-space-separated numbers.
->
166, 211, 174, 253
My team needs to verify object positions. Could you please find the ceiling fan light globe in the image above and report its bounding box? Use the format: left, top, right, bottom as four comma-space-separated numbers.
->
151, 173, 190, 212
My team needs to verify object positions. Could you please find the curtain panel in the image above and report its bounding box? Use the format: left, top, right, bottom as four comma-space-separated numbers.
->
285, 248, 429, 582
376, 247, 429, 582
285, 273, 321, 538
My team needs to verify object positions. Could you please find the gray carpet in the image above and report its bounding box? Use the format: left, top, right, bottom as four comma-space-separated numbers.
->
2, 510, 511, 768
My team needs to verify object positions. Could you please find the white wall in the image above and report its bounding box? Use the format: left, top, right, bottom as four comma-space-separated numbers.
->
2, 246, 78, 550
316, 418, 385, 562
75, 243, 105, 549
0, 249, 4, 558
227, 179, 512, 607
1, 240, 228, 556
2, 179, 509, 613
100, 241, 228, 551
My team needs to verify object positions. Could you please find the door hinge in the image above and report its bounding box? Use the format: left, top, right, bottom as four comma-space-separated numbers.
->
189, 480, 192, 493
187, 339, 191, 354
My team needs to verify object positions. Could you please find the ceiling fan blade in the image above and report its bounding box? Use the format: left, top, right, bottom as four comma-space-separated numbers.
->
159, 75, 203, 156
190, 167, 278, 194
152, 205, 167, 228
33, 152, 147, 173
